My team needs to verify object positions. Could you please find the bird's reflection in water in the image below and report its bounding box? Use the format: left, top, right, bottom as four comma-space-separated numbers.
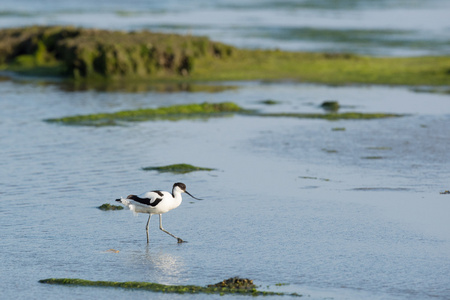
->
128, 245, 187, 285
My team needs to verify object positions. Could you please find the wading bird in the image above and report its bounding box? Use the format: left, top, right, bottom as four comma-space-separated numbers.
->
116, 182, 202, 243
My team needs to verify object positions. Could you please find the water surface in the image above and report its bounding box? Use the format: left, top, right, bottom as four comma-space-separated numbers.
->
1, 0, 449, 56
1, 1, 450, 299
1, 79, 449, 299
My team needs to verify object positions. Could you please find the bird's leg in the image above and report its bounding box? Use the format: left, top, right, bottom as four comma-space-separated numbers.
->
159, 214, 185, 243
146, 214, 151, 244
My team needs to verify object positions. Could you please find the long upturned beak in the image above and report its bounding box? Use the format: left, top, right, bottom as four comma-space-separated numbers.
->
185, 190, 203, 200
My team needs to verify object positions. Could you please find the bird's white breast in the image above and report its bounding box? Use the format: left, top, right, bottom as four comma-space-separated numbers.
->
139, 191, 182, 214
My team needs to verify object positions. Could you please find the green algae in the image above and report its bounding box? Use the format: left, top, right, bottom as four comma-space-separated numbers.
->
38, 278, 300, 297
299, 176, 330, 182
1, 26, 449, 86
255, 112, 403, 120
45, 100, 404, 126
275, 283, 290, 286
98, 203, 124, 211
142, 164, 215, 174
45, 102, 244, 126
193, 48, 450, 86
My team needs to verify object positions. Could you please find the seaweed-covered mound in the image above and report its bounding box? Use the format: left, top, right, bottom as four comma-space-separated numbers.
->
98, 203, 124, 211
45, 102, 244, 126
44, 100, 404, 127
0, 25, 234, 79
39, 277, 299, 296
142, 164, 215, 174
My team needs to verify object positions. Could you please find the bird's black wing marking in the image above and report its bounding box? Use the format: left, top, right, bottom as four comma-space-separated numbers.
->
149, 198, 163, 207
152, 190, 164, 197
126, 195, 163, 207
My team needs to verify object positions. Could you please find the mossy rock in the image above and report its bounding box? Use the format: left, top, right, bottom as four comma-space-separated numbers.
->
45, 102, 244, 126
0, 26, 234, 79
98, 203, 124, 211
207, 277, 256, 290
39, 278, 300, 297
142, 164, 215, 174
320, 101, 340, 112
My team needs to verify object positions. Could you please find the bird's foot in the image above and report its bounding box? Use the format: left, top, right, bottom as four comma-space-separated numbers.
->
177, 238, 186, 243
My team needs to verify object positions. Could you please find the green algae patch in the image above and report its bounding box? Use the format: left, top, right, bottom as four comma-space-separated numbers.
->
45, 102, 244, 126
299, 176, 330, 182
45, 101, 403, 126
275, 283, 290, 286
39, 278, 300, 297
260, 99, 280, 105
1, 26, 449, 86
98, 203, 124, 211
192, 48, 450, 86
255, 112, 403, 120
142, 164, 215, 174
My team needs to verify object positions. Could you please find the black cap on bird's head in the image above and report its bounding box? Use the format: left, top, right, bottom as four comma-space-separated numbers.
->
173, 182, 186, 191
173, 182, 203, 200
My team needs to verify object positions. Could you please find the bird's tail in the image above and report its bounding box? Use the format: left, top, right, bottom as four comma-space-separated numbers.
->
115, 197, 138, 215
116, 197, 130, 205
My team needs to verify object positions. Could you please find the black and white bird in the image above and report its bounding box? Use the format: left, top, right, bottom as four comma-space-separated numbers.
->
116, 182, 202, 243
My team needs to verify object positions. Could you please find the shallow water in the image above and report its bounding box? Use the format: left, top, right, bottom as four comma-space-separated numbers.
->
1, 1, 450, 299
1, 0, 450, 56
1, 78, 450, 300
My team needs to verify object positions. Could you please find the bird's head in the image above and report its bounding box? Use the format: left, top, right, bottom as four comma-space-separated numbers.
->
173, 182, 203, 200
